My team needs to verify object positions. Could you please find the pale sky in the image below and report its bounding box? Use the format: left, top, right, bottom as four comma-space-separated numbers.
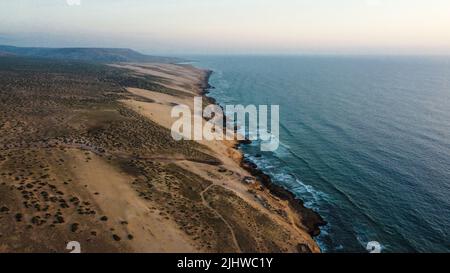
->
1, 0, 450, 55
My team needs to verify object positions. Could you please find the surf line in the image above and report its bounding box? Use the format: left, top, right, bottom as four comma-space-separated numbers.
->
171, 96, 280, 152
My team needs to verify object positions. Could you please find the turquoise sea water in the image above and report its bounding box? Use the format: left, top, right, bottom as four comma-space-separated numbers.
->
192, 56, 450, 253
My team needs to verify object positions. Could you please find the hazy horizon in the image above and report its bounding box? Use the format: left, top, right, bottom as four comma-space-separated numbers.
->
1, 0, 450, 55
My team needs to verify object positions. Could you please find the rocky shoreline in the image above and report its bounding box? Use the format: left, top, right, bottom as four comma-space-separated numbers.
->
239, 156, 326, 236
200, 69, 327, 238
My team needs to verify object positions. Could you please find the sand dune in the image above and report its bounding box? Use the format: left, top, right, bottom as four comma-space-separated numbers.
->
0, 57, 319, 253
118, 63, 320, 253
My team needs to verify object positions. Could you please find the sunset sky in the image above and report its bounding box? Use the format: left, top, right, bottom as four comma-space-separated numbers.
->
1, 0, 450, 55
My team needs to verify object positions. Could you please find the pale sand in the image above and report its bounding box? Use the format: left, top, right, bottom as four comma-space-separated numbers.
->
68, 149, 197, 252
111, 63, 204, 95
0, 60, 322, 253
118, 63, 320, 253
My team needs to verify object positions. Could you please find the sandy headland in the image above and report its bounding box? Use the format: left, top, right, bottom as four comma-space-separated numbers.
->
112, 62, 325, 252
0, 56, 323, 253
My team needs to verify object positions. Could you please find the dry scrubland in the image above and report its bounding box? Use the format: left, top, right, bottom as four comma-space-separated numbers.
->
0, 56, 319, 253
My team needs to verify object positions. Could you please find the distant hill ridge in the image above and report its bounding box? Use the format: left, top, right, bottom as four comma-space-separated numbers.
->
0, 45, 181, 63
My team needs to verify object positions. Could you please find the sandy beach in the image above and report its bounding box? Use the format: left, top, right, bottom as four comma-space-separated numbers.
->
0, 57, 322, 253
113, 62, 323, 253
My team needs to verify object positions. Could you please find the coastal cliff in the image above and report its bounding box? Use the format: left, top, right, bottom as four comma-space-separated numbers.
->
114, 62, 324, 252
201, 70, 326, 237
0, 56, 322, 253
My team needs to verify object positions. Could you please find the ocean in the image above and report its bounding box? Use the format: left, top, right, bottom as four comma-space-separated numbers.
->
192, 55, 450, 253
